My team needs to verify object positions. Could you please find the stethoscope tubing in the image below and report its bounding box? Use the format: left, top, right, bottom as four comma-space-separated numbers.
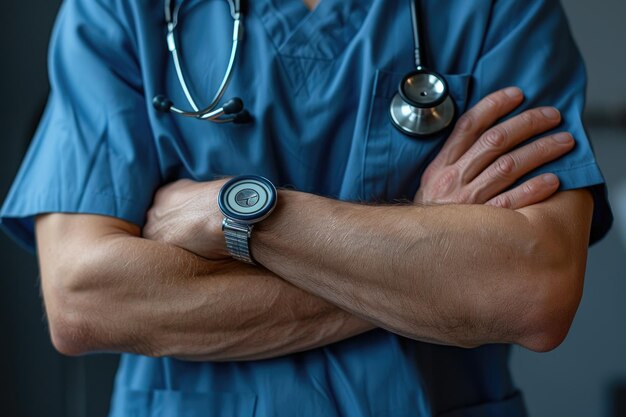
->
159, 0, 455, 134
159, 0, 244, 122
388, 0, 455, 137
410, 0, 425, 69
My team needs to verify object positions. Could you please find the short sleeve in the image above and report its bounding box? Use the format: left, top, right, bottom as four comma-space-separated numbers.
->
0, 0, 161, 251
469, 0, 613, 244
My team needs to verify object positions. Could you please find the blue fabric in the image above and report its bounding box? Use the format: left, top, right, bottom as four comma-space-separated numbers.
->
0, 0, 613, 416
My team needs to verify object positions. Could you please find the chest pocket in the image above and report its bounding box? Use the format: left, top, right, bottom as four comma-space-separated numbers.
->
361, 70, 471, 202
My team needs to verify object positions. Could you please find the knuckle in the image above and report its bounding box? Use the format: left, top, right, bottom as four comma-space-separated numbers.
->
436, 167, 460, 192
522, 181, 536, 195
532, 139, 551, 156
493, 155, 516, 177
482, 128, 506, 149
493, 194, 512, 209
483, 95, 500, 111
520, 110, 538, 127
457, 187, 476, 204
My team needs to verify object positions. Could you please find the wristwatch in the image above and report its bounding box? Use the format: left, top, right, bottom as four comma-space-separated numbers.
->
217, 175, 277, 264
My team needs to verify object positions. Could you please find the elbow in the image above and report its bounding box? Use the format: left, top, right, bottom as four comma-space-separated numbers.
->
513, 236, 586, 352
49, 309, 91, 357
36, 216, 155, 357
43, 254, 105, 356
43, 253, 162, 358
516, 305, 577, 353
516, 301, 576, 353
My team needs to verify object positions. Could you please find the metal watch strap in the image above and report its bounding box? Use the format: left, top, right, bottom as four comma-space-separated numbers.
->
222, 218, 255, 264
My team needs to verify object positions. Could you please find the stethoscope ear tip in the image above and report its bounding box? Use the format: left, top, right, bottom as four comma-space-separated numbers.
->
233, 110, 253, 124
223, 97, 244, 115
153, 95, 174, 112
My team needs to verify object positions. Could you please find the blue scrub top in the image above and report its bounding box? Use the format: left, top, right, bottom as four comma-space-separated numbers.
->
1, 0, 613, 416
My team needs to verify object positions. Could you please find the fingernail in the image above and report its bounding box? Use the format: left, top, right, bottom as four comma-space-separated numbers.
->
504, 87, 522, 98
542, 174, 559, 185
541, 107, 560, 119
554, 132, 573, 144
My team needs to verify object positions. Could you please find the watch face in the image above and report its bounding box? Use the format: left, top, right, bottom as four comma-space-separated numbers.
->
218, 175, 277, 224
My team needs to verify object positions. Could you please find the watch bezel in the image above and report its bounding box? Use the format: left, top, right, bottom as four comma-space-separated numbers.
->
218, 175, 277, 224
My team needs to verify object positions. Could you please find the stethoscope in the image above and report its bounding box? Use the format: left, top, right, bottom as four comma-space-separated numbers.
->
152, 0, 251, 124
389, 0, 455, 136
153, 0, 455, 137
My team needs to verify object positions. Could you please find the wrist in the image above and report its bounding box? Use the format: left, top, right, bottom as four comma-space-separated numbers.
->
252, 189, 335, 267
250, 188, 293, 263
199, 178, 231, 259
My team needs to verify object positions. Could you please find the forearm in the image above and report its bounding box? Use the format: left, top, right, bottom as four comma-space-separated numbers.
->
139, 90, 588, 352
37, 215, 373, 360
252, 190, 586, 350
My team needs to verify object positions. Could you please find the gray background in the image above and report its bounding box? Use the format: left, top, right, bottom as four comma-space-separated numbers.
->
1, 1, 624, 416
510, 1, 626, 417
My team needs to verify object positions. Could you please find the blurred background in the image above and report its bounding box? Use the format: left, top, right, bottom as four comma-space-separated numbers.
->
1, 1, 624, 416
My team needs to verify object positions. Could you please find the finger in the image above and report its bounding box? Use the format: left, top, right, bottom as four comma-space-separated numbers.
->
485, 174, 560, 210
433, 87, 524, 167
456, 106, 562, 182
468, 132, 574, 203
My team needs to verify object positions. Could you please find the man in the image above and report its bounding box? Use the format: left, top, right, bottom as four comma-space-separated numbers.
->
1, 0, 612, 416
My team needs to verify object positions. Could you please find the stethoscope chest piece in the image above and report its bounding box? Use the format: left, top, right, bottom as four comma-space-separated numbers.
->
389, 69, 455, 137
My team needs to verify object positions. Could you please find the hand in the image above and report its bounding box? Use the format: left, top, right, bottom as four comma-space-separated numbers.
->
415, 87, 575, 208
143, 178, 230, 260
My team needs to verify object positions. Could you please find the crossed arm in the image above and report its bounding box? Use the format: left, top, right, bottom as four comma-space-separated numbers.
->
36, 89, 593, 360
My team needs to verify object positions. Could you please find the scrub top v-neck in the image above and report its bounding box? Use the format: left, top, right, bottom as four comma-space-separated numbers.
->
253, 0, 372, 58
0, 0, 613, 416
